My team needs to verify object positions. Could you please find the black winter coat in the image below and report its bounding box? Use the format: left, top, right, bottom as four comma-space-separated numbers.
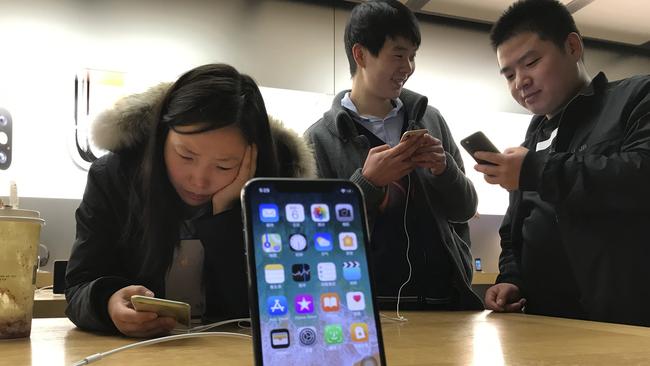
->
65, 83, 316, 333
497, 72, 650, 326
65, 150, 255, 332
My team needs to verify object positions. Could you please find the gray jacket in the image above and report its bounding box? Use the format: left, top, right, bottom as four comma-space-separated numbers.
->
305, 89, 483, 310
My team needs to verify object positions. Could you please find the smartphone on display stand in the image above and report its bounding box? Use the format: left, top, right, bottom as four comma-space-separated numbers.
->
241, 178, 386, 366
461, 131, 500, 165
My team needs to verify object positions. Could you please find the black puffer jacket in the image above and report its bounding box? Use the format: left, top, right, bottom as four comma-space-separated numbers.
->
65, 83, 316, 333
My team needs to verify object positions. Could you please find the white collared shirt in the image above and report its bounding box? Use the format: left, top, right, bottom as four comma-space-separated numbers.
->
341, 92, 405, 146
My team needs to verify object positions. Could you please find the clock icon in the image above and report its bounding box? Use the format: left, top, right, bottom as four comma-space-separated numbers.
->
289, 233, 307, 252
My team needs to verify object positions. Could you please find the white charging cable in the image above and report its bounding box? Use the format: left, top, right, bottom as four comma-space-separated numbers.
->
381, 174, 412, 323
71, 318, 252, 366
179, 317, 250, 334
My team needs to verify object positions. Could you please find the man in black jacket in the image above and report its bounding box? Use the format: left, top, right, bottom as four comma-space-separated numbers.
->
474, 0, 650, 326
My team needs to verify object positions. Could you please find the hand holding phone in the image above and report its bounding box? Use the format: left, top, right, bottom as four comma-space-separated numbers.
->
131, 295, 191, 328
461, 131, 500, 165
406, 133, 447, 175
107, 286, 178, 337
363, 140, 420, 187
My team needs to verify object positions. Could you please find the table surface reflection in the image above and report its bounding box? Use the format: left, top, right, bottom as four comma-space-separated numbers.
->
2, 311, 650, 365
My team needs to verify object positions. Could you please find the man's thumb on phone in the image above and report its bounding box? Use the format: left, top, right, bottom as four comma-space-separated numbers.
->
132, 285, 155, 297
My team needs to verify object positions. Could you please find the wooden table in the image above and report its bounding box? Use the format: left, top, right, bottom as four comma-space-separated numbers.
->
3, 311, 650, 366
33, 289, 67, 318
30, 273, 498, 319
29, 272, 498, 319
472, 272, 497, 285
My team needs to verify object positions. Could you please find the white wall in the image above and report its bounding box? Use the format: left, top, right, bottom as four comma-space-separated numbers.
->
0, 0, 337, 200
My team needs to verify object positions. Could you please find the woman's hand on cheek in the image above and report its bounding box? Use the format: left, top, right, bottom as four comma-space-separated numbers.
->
211, 144, 258, 215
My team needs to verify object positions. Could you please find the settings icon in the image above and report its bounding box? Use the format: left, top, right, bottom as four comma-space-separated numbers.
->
298, 327, 316, 346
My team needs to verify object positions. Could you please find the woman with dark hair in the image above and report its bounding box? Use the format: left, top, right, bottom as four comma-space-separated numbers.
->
65, 63, 316, 337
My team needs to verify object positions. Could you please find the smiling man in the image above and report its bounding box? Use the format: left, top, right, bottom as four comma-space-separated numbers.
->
475, 0, 650, 326
305, 0, 482, 313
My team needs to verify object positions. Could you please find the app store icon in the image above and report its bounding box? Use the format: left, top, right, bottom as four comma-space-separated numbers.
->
267, 296, 287, 316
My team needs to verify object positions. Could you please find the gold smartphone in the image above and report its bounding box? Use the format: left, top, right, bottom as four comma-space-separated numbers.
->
130, 295, 191, 328
400, 128, 428, 142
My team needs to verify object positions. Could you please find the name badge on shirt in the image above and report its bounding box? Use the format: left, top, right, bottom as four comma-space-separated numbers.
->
536, 128, 558, 152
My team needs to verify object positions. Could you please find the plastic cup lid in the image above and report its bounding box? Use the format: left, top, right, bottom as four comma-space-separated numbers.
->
0, 207, 45, 224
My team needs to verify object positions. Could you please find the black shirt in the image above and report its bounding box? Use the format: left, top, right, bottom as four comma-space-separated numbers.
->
520, 116, 586, 319
350, 117, 453, 310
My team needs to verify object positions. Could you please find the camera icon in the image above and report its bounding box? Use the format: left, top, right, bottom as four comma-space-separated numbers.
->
335, 204, 354, 222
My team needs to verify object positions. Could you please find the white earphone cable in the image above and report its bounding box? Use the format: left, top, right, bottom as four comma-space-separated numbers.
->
381, 174, 412, 323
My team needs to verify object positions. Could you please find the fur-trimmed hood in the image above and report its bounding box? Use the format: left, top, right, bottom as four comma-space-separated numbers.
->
91, 83, 316, 178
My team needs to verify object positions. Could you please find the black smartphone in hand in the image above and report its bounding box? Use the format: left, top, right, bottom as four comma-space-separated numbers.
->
461, 131, 500, 165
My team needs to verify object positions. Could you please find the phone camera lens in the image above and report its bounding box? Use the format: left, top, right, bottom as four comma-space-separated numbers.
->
0, 151, 7, 164
0, 115, 6, 127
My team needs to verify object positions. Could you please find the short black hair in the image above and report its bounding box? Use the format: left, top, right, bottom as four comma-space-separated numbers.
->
490, 0, 580, 51
344, 0, 421, 76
